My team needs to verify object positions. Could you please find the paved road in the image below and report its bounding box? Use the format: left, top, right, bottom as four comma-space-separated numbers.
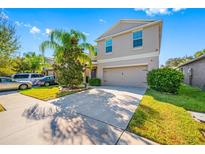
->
0, 86, 157, 145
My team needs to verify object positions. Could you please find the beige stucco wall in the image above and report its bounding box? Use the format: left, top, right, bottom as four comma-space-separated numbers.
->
181, 58, 205, 90
97, 56, 159, 85
95, 22, 160, 86
97, 24, 160, 60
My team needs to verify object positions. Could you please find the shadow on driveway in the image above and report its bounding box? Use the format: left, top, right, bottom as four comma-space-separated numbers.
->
22, 86, 146, 144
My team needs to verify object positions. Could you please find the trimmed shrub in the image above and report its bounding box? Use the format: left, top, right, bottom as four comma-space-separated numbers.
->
147, 68, 184, 94
89, 78, 101, 86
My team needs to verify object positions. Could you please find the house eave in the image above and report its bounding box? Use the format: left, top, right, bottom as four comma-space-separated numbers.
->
95, 20, 162, 42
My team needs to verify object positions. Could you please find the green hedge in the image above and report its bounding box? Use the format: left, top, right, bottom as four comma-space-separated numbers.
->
89, 78, 101, 86
147, 68, 184, 94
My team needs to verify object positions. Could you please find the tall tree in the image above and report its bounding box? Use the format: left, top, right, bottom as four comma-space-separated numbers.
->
12, 54, 50, 73
40, 29, 94, 88
12, 56, 30, 73
0, 12, 20, 76
165, 56, 193, 68
24, 52, 43, 73
0, 15, 20, 57
194, 49, 205, 58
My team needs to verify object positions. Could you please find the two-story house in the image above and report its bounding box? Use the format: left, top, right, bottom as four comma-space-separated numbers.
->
88, 19, 162, 87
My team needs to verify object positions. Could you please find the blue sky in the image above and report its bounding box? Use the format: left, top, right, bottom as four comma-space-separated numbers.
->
1, 8, 205, 65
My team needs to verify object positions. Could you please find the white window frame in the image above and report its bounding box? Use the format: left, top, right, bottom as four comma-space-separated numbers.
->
132, 30, 143, 49
105, 38, 112, 54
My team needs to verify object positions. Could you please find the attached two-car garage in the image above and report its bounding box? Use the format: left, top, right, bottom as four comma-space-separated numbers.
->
103, 65, 148, 87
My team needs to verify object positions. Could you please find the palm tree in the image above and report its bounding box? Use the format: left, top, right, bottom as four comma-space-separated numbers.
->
39, 29, 95, 86
24, 52, 43, 73
40, 29, 94, 67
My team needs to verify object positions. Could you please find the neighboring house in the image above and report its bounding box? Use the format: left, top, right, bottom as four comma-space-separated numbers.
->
179, 54, 205, 90
45, 57, 54, 65
42, 57, 55, 76
87, 19, 162, 87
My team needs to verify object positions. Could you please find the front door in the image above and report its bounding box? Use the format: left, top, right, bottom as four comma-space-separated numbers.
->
91, 68, 97, 78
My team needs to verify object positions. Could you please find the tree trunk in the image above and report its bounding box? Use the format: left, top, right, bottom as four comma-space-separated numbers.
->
83, 69, 87, 88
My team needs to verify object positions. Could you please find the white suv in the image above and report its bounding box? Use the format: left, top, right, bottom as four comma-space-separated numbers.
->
12, 73, 44, 84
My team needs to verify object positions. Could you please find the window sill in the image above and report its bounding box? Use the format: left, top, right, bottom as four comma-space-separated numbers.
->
132, 46, 143, 50
105, 52, 112, 55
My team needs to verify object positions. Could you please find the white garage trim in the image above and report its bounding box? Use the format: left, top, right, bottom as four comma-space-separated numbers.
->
103, 63, 148, 69
98, 51, 159, 64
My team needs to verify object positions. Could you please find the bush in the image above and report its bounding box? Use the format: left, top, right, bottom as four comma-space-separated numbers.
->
89, 78, 101, 86
147, 68, 184, 94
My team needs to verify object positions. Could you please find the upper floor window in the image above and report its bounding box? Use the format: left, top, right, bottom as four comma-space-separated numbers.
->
105, 39, 112, 53
133, 30, 143, 48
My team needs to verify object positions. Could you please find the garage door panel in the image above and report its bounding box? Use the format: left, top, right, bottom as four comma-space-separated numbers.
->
103, 65, 147, 87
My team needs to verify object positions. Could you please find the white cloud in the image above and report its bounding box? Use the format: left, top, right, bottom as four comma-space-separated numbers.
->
0, 11, 9, 20
83, 32, 90, 36
15, 21, 23, 26
134, 8, 170, 16
134, 8, 185, 16
172, 8, 185, 12
15, 21, 32, 28
30, 26, 41, 34
24, 24, 32, 28
45, 28, 52, 35
99, 18, 106, 23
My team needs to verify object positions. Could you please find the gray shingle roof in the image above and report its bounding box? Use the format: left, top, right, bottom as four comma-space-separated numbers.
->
179, 54, 205, 67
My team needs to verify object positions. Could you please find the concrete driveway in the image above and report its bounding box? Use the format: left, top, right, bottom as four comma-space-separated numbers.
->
0, 86, 156, 145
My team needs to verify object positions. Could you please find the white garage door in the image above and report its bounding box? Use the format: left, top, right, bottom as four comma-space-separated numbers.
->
103, 65, 147, 87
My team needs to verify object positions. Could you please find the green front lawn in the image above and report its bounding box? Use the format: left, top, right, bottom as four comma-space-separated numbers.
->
0, 104, 5, 112
128, 84, 205, 145
148, 84, 205, 112
20, 86, 88, 101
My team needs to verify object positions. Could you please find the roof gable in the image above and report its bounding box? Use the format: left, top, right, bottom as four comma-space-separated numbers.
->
97, 19, 156, 40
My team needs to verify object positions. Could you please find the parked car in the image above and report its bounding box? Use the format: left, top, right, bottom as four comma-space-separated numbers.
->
12, 73, 44, 84
0, 77, 32, 91
35, 75, 57, 86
